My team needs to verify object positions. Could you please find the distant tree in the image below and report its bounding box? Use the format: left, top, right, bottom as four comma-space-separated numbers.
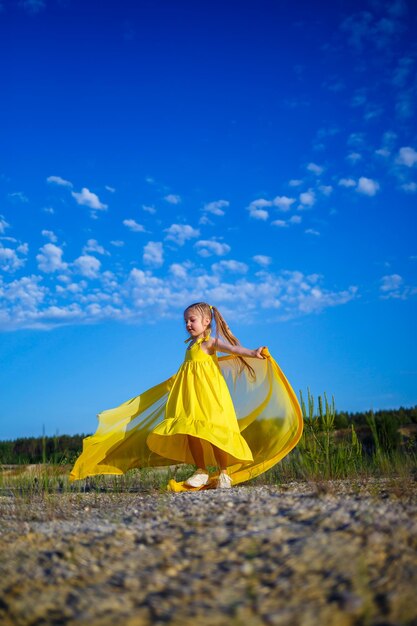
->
334, 412, 349, 429
0, 434, 89, 464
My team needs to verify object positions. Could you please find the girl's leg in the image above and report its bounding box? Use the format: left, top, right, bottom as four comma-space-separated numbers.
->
212, 444, 228, 472
188, 435, 207, 470
212, 444, 232, 488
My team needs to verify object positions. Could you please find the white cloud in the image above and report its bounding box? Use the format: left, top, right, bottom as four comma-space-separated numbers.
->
200, 270, 357, 319
143, 241, 164, 267
299, 190, 316, 207
351, 94, 367, 107
347, 132, 365, 148
142, 204, 156, 214
253, 255, 272, 267
37, 304, 84, 321
17, 243, 28, 255
164, 224, 200, 245
375, 148, 390, 158
379, 273, 417, 299
203, 200, 229, 216
73, 254, 101, 279
307, 163, 324, 175
396, 146, 417, 167
380, 274, 403, 292
211, 260, 248, 274
1, 275, 46, 309
1, 237, 18, 243
248, 200, 270, 220
57, 274, 71, 284
56, 281, 86, 295
289, 179, 303, 187
164, 194, 181, 204
0, 245, 27, 272
110, 240, 125, 247
71, 188, 108, 211
128, 268, 167, 306
36, 244, 67, 273
82, 239, 109, 256
41, 230, 57, 242
0, 216, 10, 234
43, 206, 55, 214
338, 177, 356, 188
250, 198, 271, 208
105, 185, 116, 193
47, 175, 73, 188
305, 228, 320, 236
123, 219, 145, 232
0, 264, 358, 330
195, 240, 231, 257
357, 177, 380, 196
248, 208, 269, 220
289, 215, 302, 224
319, 185, 333, 196
346, 152, 362, 163
199, 215, 214, 226
169, 263, 189, 280
401, 182, 417, 193
382, 130, 398, 146
273, 196, 295, 211
272, 220, 288, 228
8, 192, 28, 203
364, 106, 383, 122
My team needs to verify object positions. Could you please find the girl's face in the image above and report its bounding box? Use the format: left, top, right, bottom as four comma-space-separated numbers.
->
184, 309, 210, 338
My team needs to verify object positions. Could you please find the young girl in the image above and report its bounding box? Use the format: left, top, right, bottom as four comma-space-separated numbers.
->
70, 302, 303, 491
146, 302, 265, 489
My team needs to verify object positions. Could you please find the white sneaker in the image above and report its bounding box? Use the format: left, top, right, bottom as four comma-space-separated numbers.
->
185, 470, 209, 487
216, 472, 232, 489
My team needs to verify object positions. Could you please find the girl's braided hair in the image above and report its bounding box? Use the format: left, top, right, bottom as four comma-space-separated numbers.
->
184, 302, 256, 380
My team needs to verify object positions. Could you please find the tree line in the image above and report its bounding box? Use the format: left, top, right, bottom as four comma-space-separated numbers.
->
0, 406, 416, 464
0, 433, 88, 465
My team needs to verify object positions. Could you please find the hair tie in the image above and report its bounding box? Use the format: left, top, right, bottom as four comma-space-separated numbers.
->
209, 305, 213, 311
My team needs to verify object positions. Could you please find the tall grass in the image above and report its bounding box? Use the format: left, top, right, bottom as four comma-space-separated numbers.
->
0, 462, 195, 496
265, 389, 416, 484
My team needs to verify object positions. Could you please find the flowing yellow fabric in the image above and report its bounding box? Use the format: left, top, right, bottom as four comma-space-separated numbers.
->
69, 341, 303, 490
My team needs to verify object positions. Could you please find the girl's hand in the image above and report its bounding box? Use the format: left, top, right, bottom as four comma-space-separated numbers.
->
254, 346, 266, 359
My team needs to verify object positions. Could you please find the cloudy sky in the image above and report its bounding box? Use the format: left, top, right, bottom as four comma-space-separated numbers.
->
1, 0, 416, 439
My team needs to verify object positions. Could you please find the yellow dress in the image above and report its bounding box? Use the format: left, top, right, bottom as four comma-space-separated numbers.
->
146, 335, 254, 466
69, 339, 303, 491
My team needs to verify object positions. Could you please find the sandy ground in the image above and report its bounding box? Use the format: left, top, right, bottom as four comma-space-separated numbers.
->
0, 478, 416, 626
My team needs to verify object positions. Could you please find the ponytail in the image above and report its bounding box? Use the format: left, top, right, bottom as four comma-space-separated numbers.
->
184, 302, 256, 380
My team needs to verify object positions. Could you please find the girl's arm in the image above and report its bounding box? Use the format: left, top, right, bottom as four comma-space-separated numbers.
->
209, 338, 266, 359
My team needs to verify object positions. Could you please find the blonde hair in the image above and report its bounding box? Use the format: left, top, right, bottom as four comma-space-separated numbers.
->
184, 302, 256, 380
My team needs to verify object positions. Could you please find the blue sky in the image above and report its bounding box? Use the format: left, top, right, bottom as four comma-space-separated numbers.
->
1, 0, 416, 439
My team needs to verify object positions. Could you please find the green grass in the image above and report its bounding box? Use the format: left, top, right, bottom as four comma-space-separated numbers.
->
266, 389, 416, 483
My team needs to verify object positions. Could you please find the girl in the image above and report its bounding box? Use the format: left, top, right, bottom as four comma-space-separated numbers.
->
146, 302, 266, 489
70, 302, 303, 491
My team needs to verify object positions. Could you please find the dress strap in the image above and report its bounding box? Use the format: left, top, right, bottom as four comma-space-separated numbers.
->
184, 331, 211, 347
196, 333, 210, 345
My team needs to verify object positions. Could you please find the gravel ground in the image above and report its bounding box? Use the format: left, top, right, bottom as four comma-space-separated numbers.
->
0, 478, 416, 626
